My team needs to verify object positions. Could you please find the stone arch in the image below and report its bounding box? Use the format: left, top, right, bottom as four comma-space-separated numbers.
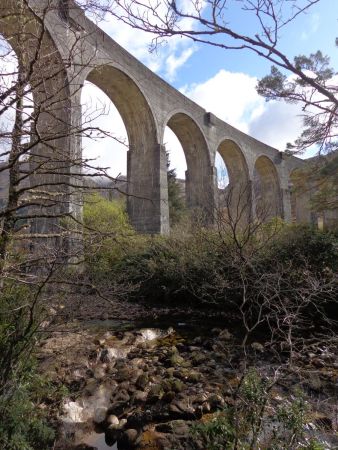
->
86, 65, 167, 234
86, 66, 158, 149
164, 112, 215, 222
216, 139, 251, 224
254, 155, 282, 220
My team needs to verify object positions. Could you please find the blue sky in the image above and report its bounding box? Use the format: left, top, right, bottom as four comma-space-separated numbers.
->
82, 0, 338, 179
174, 0, 338, 84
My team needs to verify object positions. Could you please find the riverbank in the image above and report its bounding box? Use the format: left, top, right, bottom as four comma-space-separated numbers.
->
38, 294, 338, 450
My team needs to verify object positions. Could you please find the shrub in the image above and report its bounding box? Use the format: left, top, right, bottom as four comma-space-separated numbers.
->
264, 225, 338, 272
191, 370, 326, 450
0, 282, 56, 450
0, 367, 56, 450
83, 194, 136, 280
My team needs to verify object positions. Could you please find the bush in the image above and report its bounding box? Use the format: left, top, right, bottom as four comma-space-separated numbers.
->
113, 228, 227, 305
0, 367, 56, 450
84, 219, 337, 343
83, 194, 137, 280
0, 282, 56, 450
191, 370, 326, 450
264, 225, 338, 272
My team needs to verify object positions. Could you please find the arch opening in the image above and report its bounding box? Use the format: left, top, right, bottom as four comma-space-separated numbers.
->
85, 65, 164, 234
254, 155, 282, 221
163, 126, 186, 227
81, 80, 129, 201
165, 112, 214, 224
216, 140, 251, 225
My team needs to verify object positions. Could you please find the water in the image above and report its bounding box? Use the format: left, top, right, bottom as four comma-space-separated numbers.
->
83, 431, 118, 449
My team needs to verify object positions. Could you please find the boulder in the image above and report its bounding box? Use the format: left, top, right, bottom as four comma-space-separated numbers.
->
93, 407, 107, 424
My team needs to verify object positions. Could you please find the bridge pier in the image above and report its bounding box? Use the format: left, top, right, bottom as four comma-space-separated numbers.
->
127, 144, 170, 234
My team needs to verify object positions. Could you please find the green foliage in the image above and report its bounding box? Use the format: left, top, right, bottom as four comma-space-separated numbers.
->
166, 151, 186, 227
265, 225, 338, 272
168, 170, 186, 227
114, 229, 224, 305
83, 194, 136, 279
0, 282, 56, 450
83, 193, 132, 234
192, 412, 235, 450
258, 48, 338, 175
191, 371, 326, 450
0, 369, 56, 450
0, 283, 40, 395
290, 154, 338, 213
111, 224, 337, 308
274, 392, 308, 447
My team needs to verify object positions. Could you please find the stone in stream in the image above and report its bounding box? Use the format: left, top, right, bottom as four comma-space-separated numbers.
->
208, 393, 225, 410
93, 407, 107, 424
147, 384, 164, 403
135, 373, 148, 390
219, 328, 232, 340
106, 414, 119, 426
161, 379, 172, 392
115, 368, 132, 382
168, 402, 196, 420
93, 366, 106, 380
162, 391, 176, 403
171, 379, 185, 393
155, 419, 190, 435
170, 353, 185, 366
118, 428, 139, 448
113, 389, 130, 404
108, 401, 128, 417
132, 390, 148, 403
191, 351, 207, 366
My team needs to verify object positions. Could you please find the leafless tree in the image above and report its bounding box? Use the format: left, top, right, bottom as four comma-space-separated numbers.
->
0, 0, 131, 410
104, 0, 337, 149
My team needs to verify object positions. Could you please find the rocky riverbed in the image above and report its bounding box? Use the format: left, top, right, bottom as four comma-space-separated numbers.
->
38, 295, 338, 450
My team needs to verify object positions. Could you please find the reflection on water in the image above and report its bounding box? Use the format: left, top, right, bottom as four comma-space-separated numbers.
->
84, 432, 118, 450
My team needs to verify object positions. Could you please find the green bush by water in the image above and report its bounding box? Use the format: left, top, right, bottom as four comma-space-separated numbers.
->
0, 283, 56, 450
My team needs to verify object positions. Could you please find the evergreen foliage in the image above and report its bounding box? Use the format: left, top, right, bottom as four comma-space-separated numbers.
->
166, 150, 186, 227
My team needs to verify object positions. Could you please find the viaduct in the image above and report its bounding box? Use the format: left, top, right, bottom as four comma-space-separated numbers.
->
1, 0, 311, 243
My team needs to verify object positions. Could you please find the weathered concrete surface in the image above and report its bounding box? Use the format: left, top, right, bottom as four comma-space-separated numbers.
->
1, 0, 316, 237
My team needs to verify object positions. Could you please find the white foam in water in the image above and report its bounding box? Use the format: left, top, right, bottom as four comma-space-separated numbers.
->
140, 328, 161, 341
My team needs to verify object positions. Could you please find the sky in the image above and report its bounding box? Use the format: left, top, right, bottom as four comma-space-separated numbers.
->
81, 0, 338, 180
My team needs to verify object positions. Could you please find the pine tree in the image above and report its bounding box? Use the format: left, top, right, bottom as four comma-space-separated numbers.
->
166, 150, 186, 226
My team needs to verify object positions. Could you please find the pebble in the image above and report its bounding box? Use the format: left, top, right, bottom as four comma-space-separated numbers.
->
93, 407, 107, 424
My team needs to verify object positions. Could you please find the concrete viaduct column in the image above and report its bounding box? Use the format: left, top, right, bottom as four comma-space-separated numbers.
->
1, 0, 83, 261
185, 164, 217, 224
127, 144, 170, 234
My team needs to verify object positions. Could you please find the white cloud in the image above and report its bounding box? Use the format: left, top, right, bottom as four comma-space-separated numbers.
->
94, 0, 198, 81
81, 82, 128, 177
181, 70, 265, 133
181, 69, 304, 151
165, 47, 195, 82
301, 13, 320, 41
248, 101, 303, 150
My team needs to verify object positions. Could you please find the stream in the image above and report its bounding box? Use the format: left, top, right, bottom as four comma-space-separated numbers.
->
45, 311, 338, 450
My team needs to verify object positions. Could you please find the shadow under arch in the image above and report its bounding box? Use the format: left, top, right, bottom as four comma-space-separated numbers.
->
165, 112, 214, 222
86, 66, 165, 234
216, 139, 251, 225
289, 167, 313, 225
254, 155, 283, 221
